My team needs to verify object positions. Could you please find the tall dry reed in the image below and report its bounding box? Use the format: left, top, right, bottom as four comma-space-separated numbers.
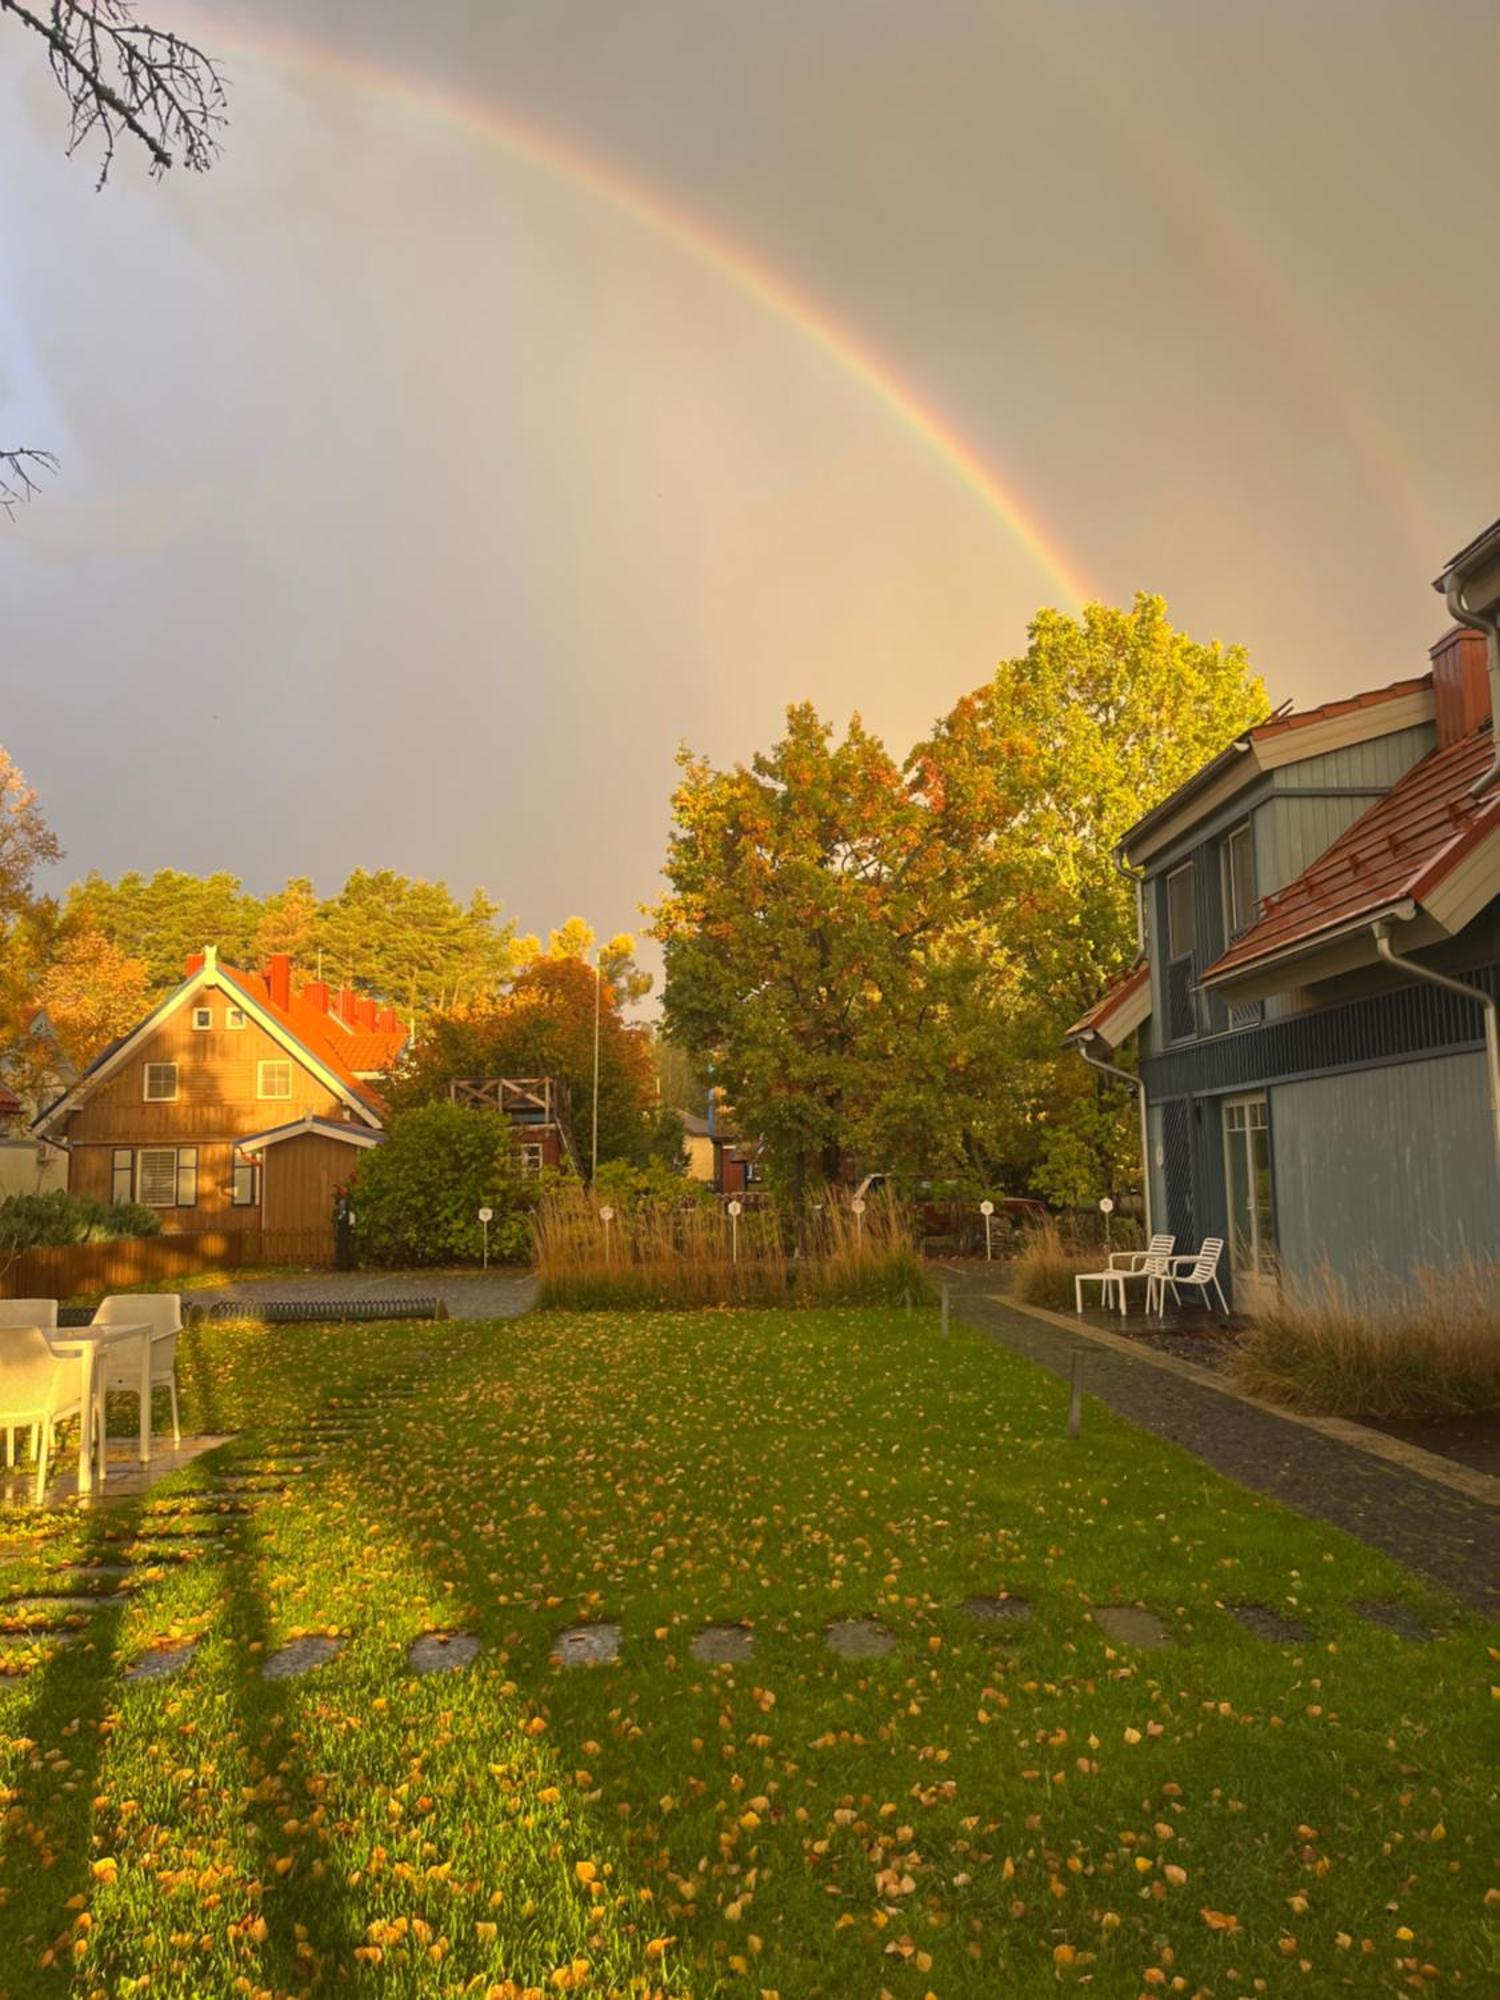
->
1231, 1257, 1500, 1418
534, 1185, 928, 1310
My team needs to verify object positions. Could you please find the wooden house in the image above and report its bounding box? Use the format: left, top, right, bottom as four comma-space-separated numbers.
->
30, 948, 408, 1263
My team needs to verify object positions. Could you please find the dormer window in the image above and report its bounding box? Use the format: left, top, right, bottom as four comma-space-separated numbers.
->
1222, 821, 1256, 939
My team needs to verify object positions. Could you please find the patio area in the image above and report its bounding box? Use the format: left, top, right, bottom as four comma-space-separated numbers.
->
0, 1433, 235, 1510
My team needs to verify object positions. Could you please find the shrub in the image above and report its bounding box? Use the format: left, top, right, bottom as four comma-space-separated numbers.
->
1231, 1260, 1500, 1419
1010, 1221, 1101, 1312
535, 1184, 931, 1311
0, 1189, 162, 1252
350, 1102, 534, 1267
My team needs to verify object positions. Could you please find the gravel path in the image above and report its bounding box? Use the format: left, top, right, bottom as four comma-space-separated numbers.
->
192, 1269, 537, 1319
951, 1282, 1500, 1611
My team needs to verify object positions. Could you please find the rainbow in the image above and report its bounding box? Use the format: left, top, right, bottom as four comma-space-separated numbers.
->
182, 9, 1094, 607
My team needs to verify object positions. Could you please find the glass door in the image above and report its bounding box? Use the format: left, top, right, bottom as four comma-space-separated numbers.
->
1222, 1094, 1278, 1308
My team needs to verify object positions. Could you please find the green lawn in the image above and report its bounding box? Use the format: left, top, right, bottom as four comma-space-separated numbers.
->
0, 1306, 1495, 1998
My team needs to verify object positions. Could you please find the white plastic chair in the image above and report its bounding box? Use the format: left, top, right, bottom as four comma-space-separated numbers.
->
1148, 1238, 1229, 1316
91, 1294, 183, 1451
1075, 1233, 1175, 1315
0, 1325, 88, 1505
0, 1301, 60, 1468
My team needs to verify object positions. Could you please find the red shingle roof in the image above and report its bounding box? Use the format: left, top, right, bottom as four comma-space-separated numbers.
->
1249, 674, 1431, 742
1204, 728, 1500, 982
218, 965, 406, 1114
1065, 960, 1150, 1042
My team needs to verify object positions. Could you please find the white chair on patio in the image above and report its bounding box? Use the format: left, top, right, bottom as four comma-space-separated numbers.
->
1147, 1238, 1229, 1316
0, 1300, 60, 1468
0, 1325, 89, 1506
1074, 1233, 1176, 1315
91, 1294, 183, 1453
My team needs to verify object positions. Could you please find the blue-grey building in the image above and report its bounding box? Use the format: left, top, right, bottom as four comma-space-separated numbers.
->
1068, 520, 1500, 1309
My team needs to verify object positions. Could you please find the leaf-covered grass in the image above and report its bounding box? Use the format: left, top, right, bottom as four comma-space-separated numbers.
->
0, 1307, 1494, 1997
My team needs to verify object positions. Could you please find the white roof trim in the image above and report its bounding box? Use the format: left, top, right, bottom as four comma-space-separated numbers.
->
31, 954, 383, 1137
238, 1114, 384, 1153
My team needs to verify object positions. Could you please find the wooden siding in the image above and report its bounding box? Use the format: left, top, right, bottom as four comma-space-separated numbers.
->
1271, 1051, 1500, 1280
262, 1133, 361, 1255
59, 988, 370, 1238
1269, 724, 1435, 792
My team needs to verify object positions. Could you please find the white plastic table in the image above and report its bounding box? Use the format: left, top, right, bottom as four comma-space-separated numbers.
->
47, 1322, 153, 1496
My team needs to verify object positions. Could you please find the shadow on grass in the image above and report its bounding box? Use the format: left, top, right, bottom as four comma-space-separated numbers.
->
0, 1490, 142, 1986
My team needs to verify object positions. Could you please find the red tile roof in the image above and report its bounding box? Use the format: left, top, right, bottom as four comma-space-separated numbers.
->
1249, 674, 1431, 742
1065, 960, 1150, 1041
1205, 728, 1500, 981
218, 965, 406, 1114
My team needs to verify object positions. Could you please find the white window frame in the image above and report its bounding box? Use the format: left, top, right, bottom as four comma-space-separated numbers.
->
225, 1006, 247, 1030
257, 1058, 293, 1101
1221, 820, 1256, 940
191, 1005, 213, 1031
143, 1061, 178, 1102
1222, 1094, 1276, 1279
518, 1142, 545, 1174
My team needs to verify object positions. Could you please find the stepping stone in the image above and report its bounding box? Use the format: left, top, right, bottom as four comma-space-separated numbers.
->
124, 1642, 198, 1682
691, 1622, 755, 1664
408, 1631, 480, 1675
1093, 1606, 1175, 1650
262, 1634, 346, 1679
1227, 1603, 1311, 1645
825, 1617, 896, 1660
960, 1594, 1031, 1626
1352, 1600, 1436, 1643
553, 1622, 622, 1668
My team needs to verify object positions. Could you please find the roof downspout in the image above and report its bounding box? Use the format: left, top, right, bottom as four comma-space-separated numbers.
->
1372, 919, 1500, 1178
1441, 576, 1500, 797
1113, 849, 1146, 953
1071, 1030, 1153, 1235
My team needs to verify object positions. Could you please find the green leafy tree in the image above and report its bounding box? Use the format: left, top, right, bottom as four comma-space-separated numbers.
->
65, 868, 259, 988
314, 869, 517, 1018
392, 949, 656, 1168
651, 703, 991, 1197
349, 1102, 533, 1266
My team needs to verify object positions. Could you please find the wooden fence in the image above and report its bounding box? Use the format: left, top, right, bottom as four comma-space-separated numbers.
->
0, 1226, 334, 1301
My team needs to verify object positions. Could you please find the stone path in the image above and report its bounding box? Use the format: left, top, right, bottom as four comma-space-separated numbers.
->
951, 1282, 1500, 1610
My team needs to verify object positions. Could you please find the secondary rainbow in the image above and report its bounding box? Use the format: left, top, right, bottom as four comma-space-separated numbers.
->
187, 11, 1094, 607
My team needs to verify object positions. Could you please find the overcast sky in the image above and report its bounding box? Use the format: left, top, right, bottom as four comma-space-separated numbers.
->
4, 0, 1498, 979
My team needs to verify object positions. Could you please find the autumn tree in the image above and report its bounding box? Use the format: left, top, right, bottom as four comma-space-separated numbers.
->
391, 934, 657, 1168
651, 704, 995, 1197
918, 594, 1267, 1199
32, 924, 150, 1069
0, 747, 63, 1074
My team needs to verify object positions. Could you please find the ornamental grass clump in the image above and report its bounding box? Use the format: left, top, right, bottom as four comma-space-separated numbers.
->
1232, 1257, 1500, 1418
535, 1183, 928, 1309
1010, 1220, 1102, 1313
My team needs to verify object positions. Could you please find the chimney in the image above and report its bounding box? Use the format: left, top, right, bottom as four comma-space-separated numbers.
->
1430, 625, 1491, 748
265, 953, 292, 1009
302, 980, 329, 1013
354, 996, 377, 1030
184, 951, 206, 977
337, 985, 357, 1025
376, 1005, 397, 1032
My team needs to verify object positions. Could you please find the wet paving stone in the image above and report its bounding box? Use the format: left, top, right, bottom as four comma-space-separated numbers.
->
1353, 1599, 1437, 1642
960, 1594, 1031, 1626
408, 1631, 481, 1675
691, 1622, 755, 1664
825, 1617, 896, 1660
262, 1634, 346, 1679
553, 1622, 622, 1668
1093, 1605, 1175, 1650
124, 1641, 198, 1682
1227, 1603, 1312, 1644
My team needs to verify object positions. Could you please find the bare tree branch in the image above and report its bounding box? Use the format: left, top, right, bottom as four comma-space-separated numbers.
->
0, 449, 59, 516
0, 0, 226, 186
